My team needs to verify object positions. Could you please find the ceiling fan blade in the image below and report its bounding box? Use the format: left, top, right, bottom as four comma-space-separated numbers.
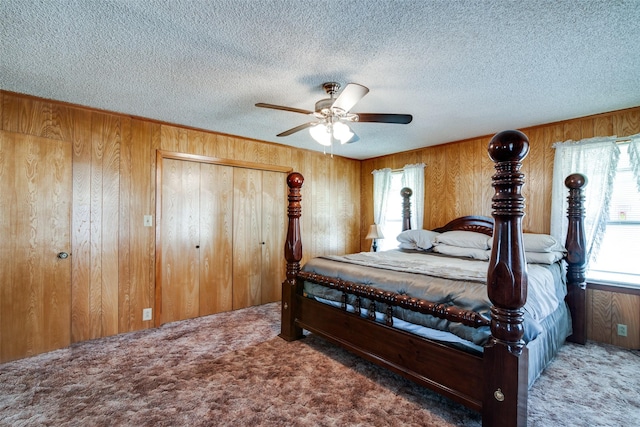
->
255, 103, 314, 115
331, 83, 369, 112
276, 122, 315, 137
356, 113, 413, 124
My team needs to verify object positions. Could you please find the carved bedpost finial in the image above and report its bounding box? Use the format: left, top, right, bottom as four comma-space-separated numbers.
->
487, 130, 530, 164
285, 172, 304, 281
401, 187, 413, 231
483, 130, 530, 427
565, 173, 587, 286
565, 173, 587, 189
287, 171, 305, 189
565, 173, 588, 344
281, 172, 304, 341
487, 129, 530, 351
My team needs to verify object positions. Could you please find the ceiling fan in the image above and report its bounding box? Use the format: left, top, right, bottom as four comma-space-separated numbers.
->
255, 82, 413, 146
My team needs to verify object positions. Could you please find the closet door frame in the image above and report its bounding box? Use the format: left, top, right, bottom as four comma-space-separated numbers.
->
154, 150, 291, 327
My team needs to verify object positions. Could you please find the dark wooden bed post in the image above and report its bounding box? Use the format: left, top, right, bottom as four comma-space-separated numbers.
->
564, 173, 588, 345
401, 187, 413, 231
483, 130, 530, 427
280, 172, 304, 342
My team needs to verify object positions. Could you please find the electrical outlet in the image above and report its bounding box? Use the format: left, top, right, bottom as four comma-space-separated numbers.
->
142, 308, 153, 321
144, 215, 153, 227
617, 324, 628, 337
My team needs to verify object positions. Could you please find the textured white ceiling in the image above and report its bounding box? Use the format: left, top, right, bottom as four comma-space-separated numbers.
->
2, 1, 639, 160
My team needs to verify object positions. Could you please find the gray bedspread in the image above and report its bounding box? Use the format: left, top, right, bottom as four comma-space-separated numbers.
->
302, 250, 568, 347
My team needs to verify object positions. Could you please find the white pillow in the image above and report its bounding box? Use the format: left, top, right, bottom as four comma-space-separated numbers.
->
526, 251, 565, 264
432, 244, 491, 260
434, 230, 491, 250
489, 233, 566, 253
523, 233, 566, 253
397, 229, 440, 250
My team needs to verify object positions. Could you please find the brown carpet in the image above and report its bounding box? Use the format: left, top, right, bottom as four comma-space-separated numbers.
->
1, 302, 638, 426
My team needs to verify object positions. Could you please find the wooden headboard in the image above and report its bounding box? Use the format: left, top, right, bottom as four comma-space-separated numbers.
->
432, 216, 494, 236
399, 187, 494, 236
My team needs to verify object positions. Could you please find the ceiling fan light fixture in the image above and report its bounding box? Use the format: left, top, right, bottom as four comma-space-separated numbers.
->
309, 122, 355, 146
332, 121, 355, 144
309, 123, 332, 146
257, 81, 412, 149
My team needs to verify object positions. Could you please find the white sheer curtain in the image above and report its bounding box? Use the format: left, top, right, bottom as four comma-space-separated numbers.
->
628, 133, 640, 192
402, 163, 426, 230
372, 167, 392, 231
550, 136, 620, 266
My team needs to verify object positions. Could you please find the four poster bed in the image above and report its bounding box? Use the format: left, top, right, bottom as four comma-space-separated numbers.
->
280, 130, 587, 427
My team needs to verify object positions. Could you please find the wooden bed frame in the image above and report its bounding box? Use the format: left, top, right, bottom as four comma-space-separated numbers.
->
280, 130, 587, 427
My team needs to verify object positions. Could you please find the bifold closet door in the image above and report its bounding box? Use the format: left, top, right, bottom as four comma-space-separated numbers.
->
232, 168, 262, 309
160, 160, 234, 323
0, 131, 72, 363
199, 163, 233, 315
260, 170, 287, 304
160, 158, 201, 324
159, 158, 286, 323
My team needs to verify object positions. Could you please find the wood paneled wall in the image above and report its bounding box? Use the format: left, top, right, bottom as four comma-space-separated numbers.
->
0, 91, 360, 357
361, 106, 640, 348
2, 89, 638, 359
361, 107, 640, 245
587, 286, 640, 349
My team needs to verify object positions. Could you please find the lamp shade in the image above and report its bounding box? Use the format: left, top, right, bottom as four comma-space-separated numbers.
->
365, 224, 384, 240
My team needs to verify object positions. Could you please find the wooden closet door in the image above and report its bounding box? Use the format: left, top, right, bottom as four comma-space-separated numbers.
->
232, 168, 262, 309
199, 163, 233, 315
160, 158, 200, 323
0, 131, 72, 363
260, 171, 287, 304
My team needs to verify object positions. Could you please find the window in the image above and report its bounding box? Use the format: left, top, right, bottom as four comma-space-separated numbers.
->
588, 143, 640, 287
378, 172, 403, 251
551, 135, 640, 289
371, 163, 425, 252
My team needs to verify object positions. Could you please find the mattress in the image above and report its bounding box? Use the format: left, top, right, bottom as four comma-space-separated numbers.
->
300, 249, 572, 387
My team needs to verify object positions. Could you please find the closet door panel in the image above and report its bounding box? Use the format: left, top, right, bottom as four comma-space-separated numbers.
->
199, 164, 233, 315
233, 168, 262, 309
261, 171, 287, 304
160, 159, 200, 323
